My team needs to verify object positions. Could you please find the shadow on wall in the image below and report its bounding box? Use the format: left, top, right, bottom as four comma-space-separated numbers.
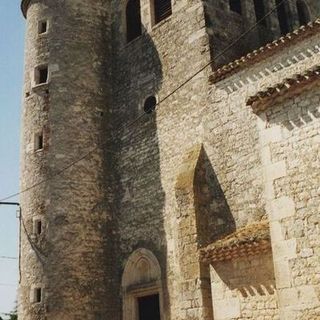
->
195, 147, 236, 247
264, 89, 320, 132
203, 0, 320, 69
211, 253, 277, 298
111, 21, 169, 319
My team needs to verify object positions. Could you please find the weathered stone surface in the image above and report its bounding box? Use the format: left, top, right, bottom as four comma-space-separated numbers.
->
19, 0, 320, 319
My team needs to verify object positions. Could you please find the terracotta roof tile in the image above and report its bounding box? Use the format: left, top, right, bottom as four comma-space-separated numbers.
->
247, 65, 320, 113
200, 220, 271, 263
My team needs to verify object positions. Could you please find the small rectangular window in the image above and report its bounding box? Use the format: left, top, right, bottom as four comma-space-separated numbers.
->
34, 132, 44, 151
38, 21, 48, 34
39, 67, 48, 84
35, 66, 48, 85
35, 288, 42, 303
33, 219, 42, 235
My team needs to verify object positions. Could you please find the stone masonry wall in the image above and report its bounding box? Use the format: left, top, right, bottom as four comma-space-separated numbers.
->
204, 0, 320, 67
212, 30, 320, 319
210, 253, 279, 320
19, 0, 320, 319
20, 1, 118, 319
257, 85, 320, 319
111, 1, 213, 318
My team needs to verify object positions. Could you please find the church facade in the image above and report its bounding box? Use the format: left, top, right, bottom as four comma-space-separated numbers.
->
19, 0, 320, 319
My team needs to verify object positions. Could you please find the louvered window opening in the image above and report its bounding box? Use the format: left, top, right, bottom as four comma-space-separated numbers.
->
126, 0, 142, 43
155, 0, 172, 24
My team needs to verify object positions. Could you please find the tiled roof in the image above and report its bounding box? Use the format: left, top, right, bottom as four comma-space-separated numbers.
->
247, 65, 320, 113
200, 220, 271, 263
209, 19, 320, 84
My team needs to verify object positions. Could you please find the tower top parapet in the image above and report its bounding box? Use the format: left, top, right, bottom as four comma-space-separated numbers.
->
21, 0, 30, 18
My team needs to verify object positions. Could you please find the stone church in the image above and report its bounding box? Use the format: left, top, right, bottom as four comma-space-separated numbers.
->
19, 0, 320, 319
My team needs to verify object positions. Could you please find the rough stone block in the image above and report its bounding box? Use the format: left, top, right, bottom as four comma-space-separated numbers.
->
269, 196, 296, 221
213, 298, 241, 319
265, 161, 287, 182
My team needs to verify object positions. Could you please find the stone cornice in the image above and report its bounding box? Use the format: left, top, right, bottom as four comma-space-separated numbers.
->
21, 0, 31, 18
247, 65, 320, 113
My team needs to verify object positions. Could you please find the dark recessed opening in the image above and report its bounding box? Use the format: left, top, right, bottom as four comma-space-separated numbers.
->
138, 294, 160, 320
39, 21, 47, 34
253, 0, 267, 26
144, 96, 157, 114
38, 67, 48, 84
154, 0, 172, 24
229, 0, 242, 14
36, 220, 42, 235
25, 92, 30, 98
126, 0, 142, 43
296, 0, 310, 26
35, 288, 42, 303
276, 0, 291, 35
35, 132, 44, 151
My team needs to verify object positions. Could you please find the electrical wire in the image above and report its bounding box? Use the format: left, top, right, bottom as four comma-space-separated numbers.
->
0, 0, 291, 203
0, 256, 18, 260
0, 283, 17, 287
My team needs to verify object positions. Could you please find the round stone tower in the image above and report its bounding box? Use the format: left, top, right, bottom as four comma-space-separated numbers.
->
19, 1, 118, 319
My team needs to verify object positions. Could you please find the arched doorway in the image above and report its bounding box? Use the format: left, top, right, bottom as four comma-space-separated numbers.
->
122, 248, 164, 320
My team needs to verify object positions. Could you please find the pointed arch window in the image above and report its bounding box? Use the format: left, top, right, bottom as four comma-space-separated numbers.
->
296, 0, 310, 26
126, 0, 142, 43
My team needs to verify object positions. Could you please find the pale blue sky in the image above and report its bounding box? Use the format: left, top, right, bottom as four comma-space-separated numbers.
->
0, 0, 25, 316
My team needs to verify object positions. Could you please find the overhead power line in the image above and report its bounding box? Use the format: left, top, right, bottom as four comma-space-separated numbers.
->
0, 0, 290, 203
0, 256, 18, 260
0, 283, 17, 287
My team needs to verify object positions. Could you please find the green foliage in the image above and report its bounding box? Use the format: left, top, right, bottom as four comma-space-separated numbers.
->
4, 303, 17, 320
8, 314, 17, 320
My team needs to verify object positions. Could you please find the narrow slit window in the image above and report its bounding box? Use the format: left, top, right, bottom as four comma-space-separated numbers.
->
154, 0, 172, 24
34, 219, 42, 235
34, 288, 42, 303
126, 0, 142, 43
39, 21, 48, 34
253, 0, 267, 26
276, 0, 291, 35
229, 0, 242, 14
296, 0, 310, 26
34, 132, 44, 151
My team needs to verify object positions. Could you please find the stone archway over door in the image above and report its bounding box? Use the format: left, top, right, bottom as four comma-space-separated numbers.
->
122, 248, 165, 320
